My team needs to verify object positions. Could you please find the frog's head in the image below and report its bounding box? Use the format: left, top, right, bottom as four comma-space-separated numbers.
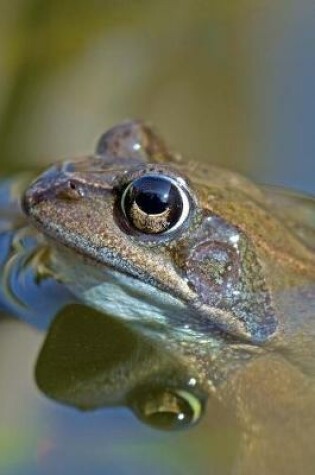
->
23, 120, 280, 345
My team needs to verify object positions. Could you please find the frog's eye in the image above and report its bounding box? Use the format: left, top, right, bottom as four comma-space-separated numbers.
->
120, 175, 190, 234
129, 387, 204, 431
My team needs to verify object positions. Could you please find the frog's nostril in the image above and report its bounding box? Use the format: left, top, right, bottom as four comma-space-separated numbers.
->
21, 161, 86, 216
55, 180, 84, 201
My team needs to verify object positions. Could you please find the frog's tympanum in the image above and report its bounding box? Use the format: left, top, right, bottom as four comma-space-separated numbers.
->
1, 120, 315, 473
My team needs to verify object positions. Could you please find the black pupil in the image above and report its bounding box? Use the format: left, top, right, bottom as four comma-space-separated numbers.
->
123, 175, 184, 231
133, 176, 174, 214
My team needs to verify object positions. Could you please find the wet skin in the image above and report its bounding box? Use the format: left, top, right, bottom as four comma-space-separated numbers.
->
12, 121, 315, 472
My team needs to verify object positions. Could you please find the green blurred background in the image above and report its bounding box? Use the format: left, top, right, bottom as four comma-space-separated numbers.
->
0, 0, 314, 192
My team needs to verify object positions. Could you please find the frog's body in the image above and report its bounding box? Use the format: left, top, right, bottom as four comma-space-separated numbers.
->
1, 121, 315, 474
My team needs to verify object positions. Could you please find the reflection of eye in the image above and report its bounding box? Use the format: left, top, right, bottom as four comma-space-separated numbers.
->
120, 175, 190, 234
129, 387, 204, 431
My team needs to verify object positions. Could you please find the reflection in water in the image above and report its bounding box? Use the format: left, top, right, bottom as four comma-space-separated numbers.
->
130, 387, 203, 431
35, 304, 207, 431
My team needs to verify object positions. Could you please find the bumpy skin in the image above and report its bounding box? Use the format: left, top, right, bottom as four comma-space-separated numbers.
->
22, 121, 315, 474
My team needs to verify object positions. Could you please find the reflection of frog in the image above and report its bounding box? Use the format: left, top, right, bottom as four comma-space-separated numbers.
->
35, 303, 208, 431
2, 121, 315, 473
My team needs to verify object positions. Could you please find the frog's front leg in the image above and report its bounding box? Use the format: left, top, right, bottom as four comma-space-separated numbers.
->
0, 176, 74, 329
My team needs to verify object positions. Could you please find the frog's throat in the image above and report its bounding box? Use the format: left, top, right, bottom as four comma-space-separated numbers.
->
50, 244, 206, 338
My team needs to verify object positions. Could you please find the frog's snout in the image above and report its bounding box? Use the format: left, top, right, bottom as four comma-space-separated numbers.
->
22, 163, 81, 217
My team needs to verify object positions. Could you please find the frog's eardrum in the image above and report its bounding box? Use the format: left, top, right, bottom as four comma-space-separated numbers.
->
182, 215, 278, 343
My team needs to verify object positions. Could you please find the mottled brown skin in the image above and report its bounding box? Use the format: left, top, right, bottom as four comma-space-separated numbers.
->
22, 121, 315, 474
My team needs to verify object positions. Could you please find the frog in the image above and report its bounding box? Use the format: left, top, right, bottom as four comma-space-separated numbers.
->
2, 120, 315, 474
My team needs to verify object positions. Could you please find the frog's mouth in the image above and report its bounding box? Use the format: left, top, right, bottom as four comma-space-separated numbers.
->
49, 241, 208, 341
26, 218, 222, 347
